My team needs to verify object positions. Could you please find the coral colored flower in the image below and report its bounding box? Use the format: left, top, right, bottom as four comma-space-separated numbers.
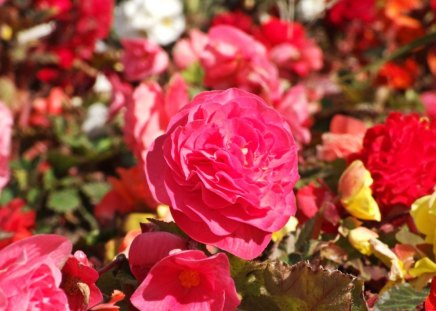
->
0, 199, 35, 249
274, 85, 312, 146
29, 87, 64, 128
357, 113, 436, 214
61, 251, 103, 311
211, 10, 254, 34
124, 74, 189, 157
128, 232, 187, 282
254, 18, 323, 77
146, 88, 299, 259
130, 250, 240, 311
0, 102, 12, 192
328, 0, 376, 25
90, 290, 125, 311
338, 160, 381, 221
0, 234, 72, 310
121, 38, 169, 81
200, 26, 282, 103
421, 92, 436, 120
95, 164, 158, 224
378, 59, 418, 90
173, 29, 208, 70
317, 114, 367, 162
410, 191, 436, 256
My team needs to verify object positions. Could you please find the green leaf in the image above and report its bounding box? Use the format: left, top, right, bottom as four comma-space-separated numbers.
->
81, 182, 110, 204
264, 261, 368, 311
395, 226, 425, 246
47, 189, 81, 213
374, 283, 429, 311
239, 295, 281, 311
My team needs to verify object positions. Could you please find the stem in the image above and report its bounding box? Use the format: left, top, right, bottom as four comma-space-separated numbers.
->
98, 253, 126, 276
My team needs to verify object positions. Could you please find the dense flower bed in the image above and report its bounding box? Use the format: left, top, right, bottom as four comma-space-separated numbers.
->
1, 0, 436, 310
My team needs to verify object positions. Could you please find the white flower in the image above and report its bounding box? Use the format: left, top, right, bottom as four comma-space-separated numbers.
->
297, 0, 326, 21
114, 0, 185, 46
82, 103, 108, 137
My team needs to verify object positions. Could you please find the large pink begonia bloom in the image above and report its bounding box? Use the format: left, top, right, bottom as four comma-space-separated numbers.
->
129, 231, 187, 282
0, 234, 72, 311
146, 88, 299, 259
0, 102, 12, 192
200, 26, 282, 103
121, 38, 169, 82
130, 250, 240, 311
317, 114, 367, 162
124, 74, 189, 158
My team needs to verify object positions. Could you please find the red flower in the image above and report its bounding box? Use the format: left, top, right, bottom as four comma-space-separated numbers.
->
0, 199, 35, 249
357, 113, 436, 214
211, 10, 254, 34
377, 59, 419, 90
328, 0, 377, 25
61, 251, 103, 311
426, 277, 436, 311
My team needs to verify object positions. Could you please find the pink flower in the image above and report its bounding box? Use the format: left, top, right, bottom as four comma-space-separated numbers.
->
107, 73, 132, 119
317, 114, 367, 162
274, 85, 312, 146
0, 199, 35, 249
200, 26, 282, 103
129, 232, 187, 282
173, 29, 208, 70
121, 38, 169, 82
421, 91, 436, 120
61, 251, 102, 311
0, 102, 12, 192
130, 250, 240, 311
124, 74, 189, 157
254, 18, 323, 77
0, 234, 72, 310
146, 88, 299, 259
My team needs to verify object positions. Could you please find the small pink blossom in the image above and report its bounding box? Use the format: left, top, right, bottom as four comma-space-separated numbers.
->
130, 250, 240, 311
317, 114, 367, 162
128, 232, 187, 282
0, 102, 12, 192
146, 88, 299, 259
121, 38, 169, 82
124, 74, 189, 158
173, 29, 208, 70
0, 234, 72, 311
421, 91, 436, 120
61, 251, 103, 311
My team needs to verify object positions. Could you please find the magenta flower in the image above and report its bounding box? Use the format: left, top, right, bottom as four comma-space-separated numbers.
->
61, 250, 103, 311
146, 88, 299, 259
0, 234, 72, 310
128, 231, 187, 282
130, 250, 240, 311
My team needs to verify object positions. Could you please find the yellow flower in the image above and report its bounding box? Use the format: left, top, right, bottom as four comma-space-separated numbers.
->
409, 257, 436, 278
348, 227, 379, 256
338, 160, 381, 221
272, 216, 298, 242
411, 190, 436, 256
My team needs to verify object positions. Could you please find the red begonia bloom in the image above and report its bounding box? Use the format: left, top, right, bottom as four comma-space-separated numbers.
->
357, 112, 436, 214
0, 199, 35, 249
426, 277, 436, 311
130, 250, 240, 311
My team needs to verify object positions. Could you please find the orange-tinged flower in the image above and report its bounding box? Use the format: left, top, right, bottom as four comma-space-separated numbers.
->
338, 160, 381, 221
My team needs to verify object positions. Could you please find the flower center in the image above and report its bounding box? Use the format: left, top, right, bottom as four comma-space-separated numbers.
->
61, 275, 81, 295
178, 270, 200, 288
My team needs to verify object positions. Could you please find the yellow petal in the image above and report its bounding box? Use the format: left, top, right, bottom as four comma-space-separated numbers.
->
411, 191, 436, 242
339, 160, 381, 221
272, 216, 298, 242
123, 213, 156, 232
409, 257, 436, 277
369, 238, 405, 282
348, 227, 379, 256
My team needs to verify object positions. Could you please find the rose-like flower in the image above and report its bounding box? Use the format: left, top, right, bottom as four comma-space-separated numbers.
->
357, 112, 436, 214
121, 38, 169, 82
128, 231, 187, 281
0, 234, 72, 310
0, 102, 12, 192
61, 251, 103, 311
130, 250, 240, 311
317, 114, 367, 162
0, 199, 35, 249
146, 88, 299, 259
200, 26, 282, 103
